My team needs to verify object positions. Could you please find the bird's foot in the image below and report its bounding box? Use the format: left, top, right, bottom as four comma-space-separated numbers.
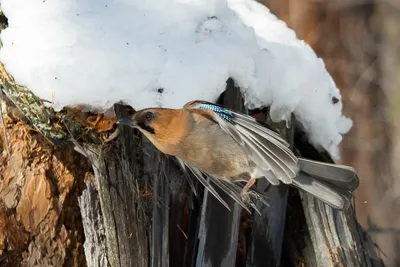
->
247, 190, 270, 207
240, 190, 263, 215
240, 190, 251, 204
240, 176, 256, 204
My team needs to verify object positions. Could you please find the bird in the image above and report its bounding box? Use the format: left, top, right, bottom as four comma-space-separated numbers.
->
117, 100, 359, 211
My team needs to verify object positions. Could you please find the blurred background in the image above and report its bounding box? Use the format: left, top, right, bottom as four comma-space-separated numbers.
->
259, 0, 400, 266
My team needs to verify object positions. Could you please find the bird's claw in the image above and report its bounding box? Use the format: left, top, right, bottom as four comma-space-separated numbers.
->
241, 189, 270, 208
240, 190, 251, 204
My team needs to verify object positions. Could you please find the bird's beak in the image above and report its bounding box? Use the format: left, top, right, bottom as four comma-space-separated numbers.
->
117, 117, 137, 127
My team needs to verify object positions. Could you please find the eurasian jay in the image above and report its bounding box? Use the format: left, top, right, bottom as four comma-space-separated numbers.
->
118, 100, 359, 211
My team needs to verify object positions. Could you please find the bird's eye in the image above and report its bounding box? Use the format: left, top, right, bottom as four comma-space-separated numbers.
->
144, 111, 154, 122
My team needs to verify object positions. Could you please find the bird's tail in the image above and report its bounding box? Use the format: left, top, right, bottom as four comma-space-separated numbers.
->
291, 158, 359, 210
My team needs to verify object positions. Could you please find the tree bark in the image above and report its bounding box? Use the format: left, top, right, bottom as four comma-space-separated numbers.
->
78, 181, 109, 267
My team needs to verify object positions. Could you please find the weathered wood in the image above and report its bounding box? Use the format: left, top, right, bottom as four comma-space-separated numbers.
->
167, 159, 201, 267
301, 198, 385, 267
144, 138, 194, 267
78, 181, 109, 267
195, 80, 243, 267
142, 121, 202, 267
246, 182, 288, 267
147, 144, 171, 267
75, 119, 151, 267
76, 105, 202, 267
181, 182, 203, 267
294, 131, 385, 267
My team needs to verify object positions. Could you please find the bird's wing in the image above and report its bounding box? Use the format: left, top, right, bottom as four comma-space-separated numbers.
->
184, 100, 299, 185
176, 157, 258, 213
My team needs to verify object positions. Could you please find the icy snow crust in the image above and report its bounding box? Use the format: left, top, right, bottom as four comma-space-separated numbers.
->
0, 0, 352, 158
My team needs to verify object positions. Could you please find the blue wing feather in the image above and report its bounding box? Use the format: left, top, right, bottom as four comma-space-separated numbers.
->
198, 103, 234, 123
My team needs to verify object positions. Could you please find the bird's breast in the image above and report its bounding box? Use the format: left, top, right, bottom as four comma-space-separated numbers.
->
175, 121, 252, 181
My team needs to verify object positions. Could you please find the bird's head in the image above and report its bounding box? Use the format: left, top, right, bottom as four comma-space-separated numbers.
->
117, 108, 163, 135
117, 107, 189, 153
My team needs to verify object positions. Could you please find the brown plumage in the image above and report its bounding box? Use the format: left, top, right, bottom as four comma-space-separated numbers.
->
118, 100, 359, 211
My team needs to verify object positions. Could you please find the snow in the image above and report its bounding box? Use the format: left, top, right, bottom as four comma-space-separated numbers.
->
0, 0, 352, 159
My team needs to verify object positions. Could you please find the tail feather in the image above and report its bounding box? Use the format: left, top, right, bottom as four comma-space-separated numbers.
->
292, 173, 353, 210
292, 159, 359, 210
298, 158, 359, 190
